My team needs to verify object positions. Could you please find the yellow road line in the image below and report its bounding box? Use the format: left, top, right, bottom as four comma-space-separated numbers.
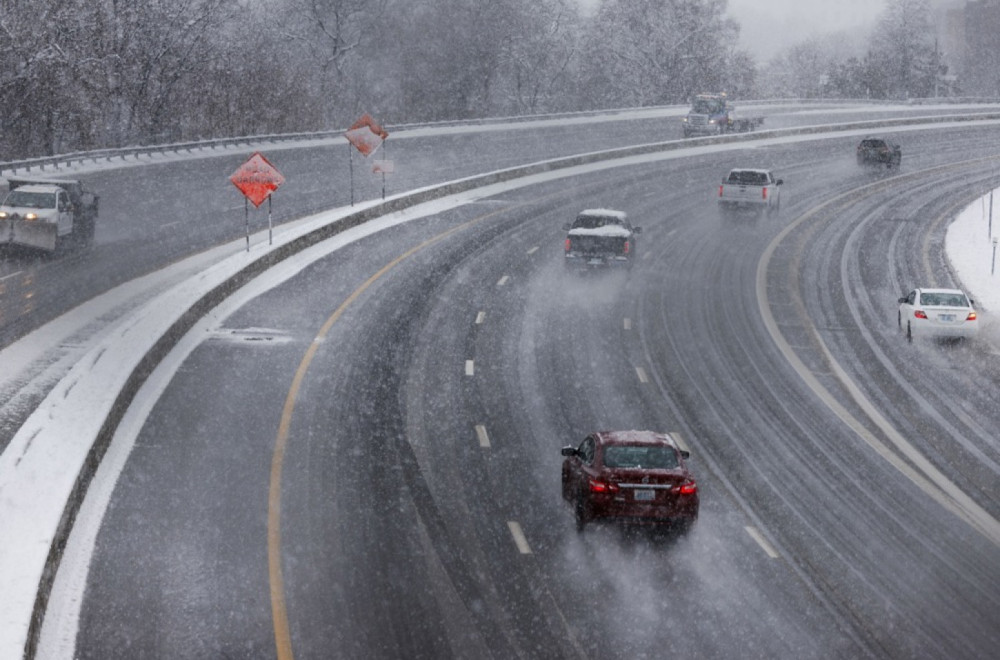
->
268, 213, 495, 660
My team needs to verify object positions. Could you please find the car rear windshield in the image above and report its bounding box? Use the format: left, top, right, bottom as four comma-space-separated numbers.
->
861, 139, 887, 148
573, 215, 623, 229
603, 446, 678, 470
727, 171, 768, 185
920, 292, 968, 307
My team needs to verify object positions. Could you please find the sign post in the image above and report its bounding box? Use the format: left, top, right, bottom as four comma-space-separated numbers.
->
372, 151, 394, 201
229, 152, 285, 250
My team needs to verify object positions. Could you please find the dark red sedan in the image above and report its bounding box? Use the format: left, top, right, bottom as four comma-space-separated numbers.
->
561, 431, 699, 532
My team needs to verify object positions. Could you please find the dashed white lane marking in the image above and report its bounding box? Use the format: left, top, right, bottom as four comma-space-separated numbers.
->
635, 366, 649, 383
475, 424, 491, 448
475, 311, 486, 324
507, 521, 532, 554
0, 271, 24, 283
465, 360, 475, 376
497, 275, 510, 286
623, 318, 632, 330
527, 246, 539, 255
669, 431, 690, 453
745, 526, 780, 559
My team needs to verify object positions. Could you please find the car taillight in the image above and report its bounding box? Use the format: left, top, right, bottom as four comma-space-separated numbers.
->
678, 481, 697, 496
967, 311, 977, 321
623, 240, 630, 255
718, 185, 723, 197
914, 310, 928, 319
762, 187, 768, 200
589, 478, 619, 494
564, 238, 571, 252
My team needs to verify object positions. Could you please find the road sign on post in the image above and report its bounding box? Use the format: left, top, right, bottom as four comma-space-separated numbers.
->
345, 113, 389, 156
345, 113, 390, 204
230, 152, 285, 250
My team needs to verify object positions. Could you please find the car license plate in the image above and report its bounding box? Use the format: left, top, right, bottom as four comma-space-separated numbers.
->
633, 489, 655, 501
938, 314, 956, 322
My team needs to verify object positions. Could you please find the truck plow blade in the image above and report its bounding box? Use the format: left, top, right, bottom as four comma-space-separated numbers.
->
3, 220, 58, 252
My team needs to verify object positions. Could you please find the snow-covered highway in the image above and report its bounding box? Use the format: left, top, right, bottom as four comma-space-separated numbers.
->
3, 105, 1000, 658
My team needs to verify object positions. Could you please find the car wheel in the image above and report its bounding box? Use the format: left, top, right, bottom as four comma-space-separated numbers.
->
676, 518, 696, 535
574, 495, 588, 532
897, 311, 901, 329
906, 322, 913, 343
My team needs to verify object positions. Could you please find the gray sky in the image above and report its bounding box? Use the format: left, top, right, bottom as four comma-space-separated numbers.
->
728, 0, 883, 60
576, 0, 885, 62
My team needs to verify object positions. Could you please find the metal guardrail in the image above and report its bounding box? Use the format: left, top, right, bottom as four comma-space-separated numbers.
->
7, 98, 1000, 177
0, 132, 340, 175
0, 104, 700, 175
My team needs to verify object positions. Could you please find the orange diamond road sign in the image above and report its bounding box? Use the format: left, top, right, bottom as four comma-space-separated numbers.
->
345, 113, 389, 157
230, 152, 285, 207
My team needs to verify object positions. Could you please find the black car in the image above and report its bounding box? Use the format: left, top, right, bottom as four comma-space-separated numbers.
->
857, 137, 902, 168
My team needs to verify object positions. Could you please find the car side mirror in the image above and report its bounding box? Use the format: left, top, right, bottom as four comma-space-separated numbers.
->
898, 296, 908, 304
775, 179, 783, 186
680, 450, 690, 460
562, 223, 571, 231
561, 446, 577, 457
633, 226, 642, 234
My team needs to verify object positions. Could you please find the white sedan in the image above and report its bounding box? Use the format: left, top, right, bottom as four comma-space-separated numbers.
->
898, 288, 979, 342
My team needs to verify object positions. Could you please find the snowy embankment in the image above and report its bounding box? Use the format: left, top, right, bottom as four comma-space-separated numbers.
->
946, 193, 1000, 315
3, 116, 1000, 658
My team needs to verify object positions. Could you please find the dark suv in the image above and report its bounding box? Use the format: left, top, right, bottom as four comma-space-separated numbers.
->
857, 137, 902, 169
561, 431, 699, 532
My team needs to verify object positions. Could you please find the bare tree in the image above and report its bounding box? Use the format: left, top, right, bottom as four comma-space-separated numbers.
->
575, 0, 751, 109
868, 0, 937, 98
276, 0, 388, 125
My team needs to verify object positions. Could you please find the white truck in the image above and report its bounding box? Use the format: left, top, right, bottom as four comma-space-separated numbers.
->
0, 177, 99, 252
682, 94, 765, 138
717, 168, 782, 218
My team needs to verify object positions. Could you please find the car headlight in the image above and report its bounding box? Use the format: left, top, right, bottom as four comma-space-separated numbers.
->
708, 118, 717, 124
25, 213, 38, 221
0, 211, 7, 219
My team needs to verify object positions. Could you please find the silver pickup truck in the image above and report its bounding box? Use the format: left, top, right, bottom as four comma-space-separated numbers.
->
717, 168, 782, 218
